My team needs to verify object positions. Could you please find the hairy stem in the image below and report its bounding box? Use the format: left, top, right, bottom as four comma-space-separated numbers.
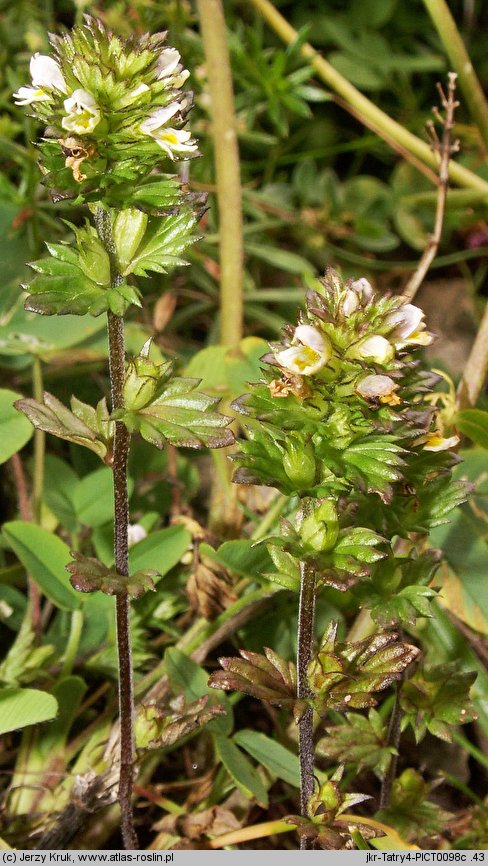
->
248, 0, 488, 193
297, 561, 316, 849
196, 0, 244, 346
422, 0, 488, 151
96, 208, 138, 850
32, 356, 45, 525
379, 681, 404, 809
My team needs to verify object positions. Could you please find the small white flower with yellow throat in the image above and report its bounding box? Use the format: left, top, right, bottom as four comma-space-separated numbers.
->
422, 432, 460, 452
140, 104, 197, 159
13, 52, 67, 105
386, 303, 433, 348
62, 89, 101, 135
274, 324, 332, 376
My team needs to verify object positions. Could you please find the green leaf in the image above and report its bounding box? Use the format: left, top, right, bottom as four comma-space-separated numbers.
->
184, 338, 268, 399
245, 242, 314, 275
317, 709, 394, 776
214, 734, 269, 807
3, 522, 81, 611
121, 377, 234, 450
0, 389, 33, 463
67, 552, 157, 599
234, 729, 300, 787
15, 394, 113, 463
72, 467, 133, 528
165, 648, 232, 736
431, 508, 488, 636
34, 677, 86, 759
401, 663, 477, 743
455, 409, 488, 450
201, 539, 275, 581
25, 229, 136, 317
113, 208, 148, 274
0, 688, 58, 735
129, 526, 192, 581
126, 209, 199, 277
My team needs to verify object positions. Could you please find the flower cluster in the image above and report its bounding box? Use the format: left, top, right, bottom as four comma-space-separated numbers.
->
268, 272, 457, 455
13, 18, 197, 202
233, 270, 465, 562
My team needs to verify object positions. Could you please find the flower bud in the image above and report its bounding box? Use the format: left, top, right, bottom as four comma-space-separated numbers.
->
356, 374, 400, 405
300, 499, 339, 553
283, 438, 316, 489
348, 334, 394, 365
123, 356, 160, 411
349, 277, 373, 304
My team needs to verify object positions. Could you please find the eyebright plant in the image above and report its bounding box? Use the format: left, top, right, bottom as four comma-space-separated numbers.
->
13, 18, 233, 850
209, 269, 475, 849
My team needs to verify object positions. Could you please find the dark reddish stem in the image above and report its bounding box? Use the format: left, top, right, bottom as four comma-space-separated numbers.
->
297, 560, 316, 850
96, 208, 138, 850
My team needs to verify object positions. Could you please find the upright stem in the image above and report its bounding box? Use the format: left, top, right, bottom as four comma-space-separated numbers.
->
96, 208, 138, 850
196, 0, 244, 346
423, 0, 488, 151
297, 561, 316, 850
379, 681, 403, 809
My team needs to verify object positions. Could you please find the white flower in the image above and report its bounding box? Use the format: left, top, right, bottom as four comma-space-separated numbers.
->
350, 334, 394, 365
350, 277, 374, 304
156, 48, 190, 87
356, 374, 398, 400
157, 48, 182, 79
13, 85, 52, 105
13, 52, 67, 105
386, 303, 433, 348
422, 432, 460, 452
62, 89, 101, 135
127, 524, 148, 547
30, 53, 67, 92
140, 105, 197, 158
274, 324, 332, 376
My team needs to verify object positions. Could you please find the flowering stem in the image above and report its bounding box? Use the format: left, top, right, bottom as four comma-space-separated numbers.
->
95, 208, 138, 850
196, 0, 244, 346
297, 560, 316, 849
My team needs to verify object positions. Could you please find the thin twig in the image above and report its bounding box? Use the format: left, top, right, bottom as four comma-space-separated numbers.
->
404, 73, 460, 300
297, 561, 316, 849
423, 0, 488, 151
